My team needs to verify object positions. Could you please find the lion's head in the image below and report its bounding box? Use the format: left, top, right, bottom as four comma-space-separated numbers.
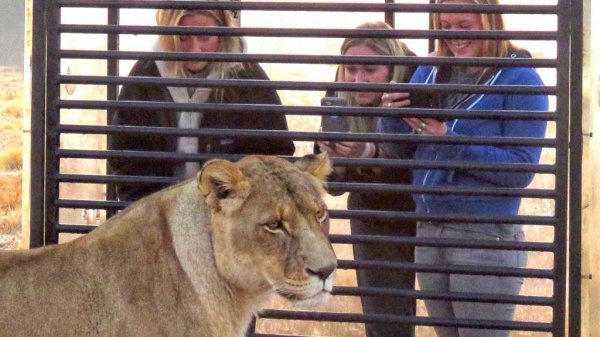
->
198, 153, 337, 307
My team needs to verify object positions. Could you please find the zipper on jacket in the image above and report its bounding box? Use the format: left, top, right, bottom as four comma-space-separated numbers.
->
418, 68, 504, 213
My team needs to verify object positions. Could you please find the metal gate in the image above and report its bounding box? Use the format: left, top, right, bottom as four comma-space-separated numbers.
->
28, 1, 582, 336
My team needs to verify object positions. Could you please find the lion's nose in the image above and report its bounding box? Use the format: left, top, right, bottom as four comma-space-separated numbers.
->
307, 263, 336, 281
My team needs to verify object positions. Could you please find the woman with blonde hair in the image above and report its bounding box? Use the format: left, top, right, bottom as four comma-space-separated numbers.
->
316, 21, 417, 337
373, 1, 549, 336
109, 5, 294, 202
154, 5, 244, 83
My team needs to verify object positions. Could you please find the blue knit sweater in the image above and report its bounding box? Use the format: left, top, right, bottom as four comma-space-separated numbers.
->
378, 65, 548, 233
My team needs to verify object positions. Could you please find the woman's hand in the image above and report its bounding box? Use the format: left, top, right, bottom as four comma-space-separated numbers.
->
381, 92, 411, 108
318, 141, 375, 158
380, 80, 412, 108
404, 117, 448, 136
318, 141, 377, 176
332, 141, 369, 158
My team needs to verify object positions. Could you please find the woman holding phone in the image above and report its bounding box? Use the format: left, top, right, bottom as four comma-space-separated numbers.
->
315, 21, 417, 337
373, 1, 549, 336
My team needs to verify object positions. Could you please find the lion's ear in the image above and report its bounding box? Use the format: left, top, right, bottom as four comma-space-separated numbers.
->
198, 159, 250, 211
294, 152, 332, 182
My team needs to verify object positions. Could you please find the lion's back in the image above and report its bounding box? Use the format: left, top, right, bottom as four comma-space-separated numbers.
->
0, 182, 216, 337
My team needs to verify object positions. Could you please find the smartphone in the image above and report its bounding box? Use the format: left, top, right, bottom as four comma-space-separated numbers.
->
320, 97, 349, 146
320, 97, 349, 133
409, 91, 433, 109
409, 91, 449, 122
321, 96, 348, 108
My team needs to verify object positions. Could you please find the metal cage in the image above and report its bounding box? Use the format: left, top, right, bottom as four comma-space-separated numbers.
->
29, 1, 582, 336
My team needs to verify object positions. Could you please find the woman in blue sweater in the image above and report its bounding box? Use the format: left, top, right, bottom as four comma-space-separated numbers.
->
374, 1, 549, 336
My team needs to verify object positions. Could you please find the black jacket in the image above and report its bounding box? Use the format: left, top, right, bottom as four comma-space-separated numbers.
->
108, 60, 295, 201
315, 61, 417, 212
316, 146, 415, 212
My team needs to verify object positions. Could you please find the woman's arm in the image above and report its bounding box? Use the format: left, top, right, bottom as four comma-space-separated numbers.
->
229, 63, 295, 155
438, 69, 549, 188
377, 114, 416, 159
107, 60, 173, 201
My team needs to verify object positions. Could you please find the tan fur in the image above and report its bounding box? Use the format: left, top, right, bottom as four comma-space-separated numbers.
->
0, 154, 336, 337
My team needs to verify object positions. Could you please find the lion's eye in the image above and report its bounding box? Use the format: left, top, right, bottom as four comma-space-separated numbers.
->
316, 209, 328, 224
263, 221, 286, 234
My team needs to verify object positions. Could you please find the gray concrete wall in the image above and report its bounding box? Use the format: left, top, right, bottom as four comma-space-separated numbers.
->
0, 0, 25, 69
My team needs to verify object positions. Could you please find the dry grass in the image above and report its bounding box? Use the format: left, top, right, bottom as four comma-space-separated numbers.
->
0, 174, 22, 233
0, 118, 22, 133
0, 146, 23, 171
0, 67, 24, 236
0, 97, 23, 118
0, 67, 24, 111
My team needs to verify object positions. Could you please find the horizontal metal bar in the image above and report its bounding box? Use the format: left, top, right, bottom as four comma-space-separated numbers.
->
331, 210, 556, 226
58, 25, 557, 41
57, 125, 553, 147
59, 171, 555, 196
331, 157, 555, 174
58, 100, 558, 121
56, 224, 97, 234
329, 234, 556, 252
332, 286, 553, 306
56, 199, 128, 210
57, 149, 556, 177
58, 149, 244, 162
258, 310, 552, 332
58, 174, 176, 185
57, 1, 557, 15
57, 175, 556, 199
353, 210, 527, 225
60, 50, 559, 68
55, 225, 556, 253
53, 200, 556, 225
327, 182, 555, 199
58, 75, 557, 95
52, 223, 555, 256
338, 260, 553, 278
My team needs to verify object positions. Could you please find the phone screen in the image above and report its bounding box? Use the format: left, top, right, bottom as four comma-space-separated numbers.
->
410, 91, 448, 122
320, 97, 349, 133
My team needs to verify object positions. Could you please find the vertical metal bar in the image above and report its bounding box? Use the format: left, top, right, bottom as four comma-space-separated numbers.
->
29, 0, 47, 248
568, 0, 583, 335
44, 0, 61, 245
428, 0, 435, 53
384, 0, 395, 27
107, 6, 119, 129
106, 4, 120, 217
554, 0, 571, 335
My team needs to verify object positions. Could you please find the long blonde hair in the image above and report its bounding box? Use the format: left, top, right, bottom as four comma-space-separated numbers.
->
156, 4, 244, 80
432, 0, 515, 58
336, 21, 413, 132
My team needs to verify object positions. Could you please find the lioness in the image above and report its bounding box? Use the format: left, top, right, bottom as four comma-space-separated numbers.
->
0, 154, 337, 337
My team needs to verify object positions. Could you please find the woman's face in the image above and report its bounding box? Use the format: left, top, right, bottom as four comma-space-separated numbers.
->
178, 14, 221, 73
439, 1, 485, 58
343, 44, 391, 106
